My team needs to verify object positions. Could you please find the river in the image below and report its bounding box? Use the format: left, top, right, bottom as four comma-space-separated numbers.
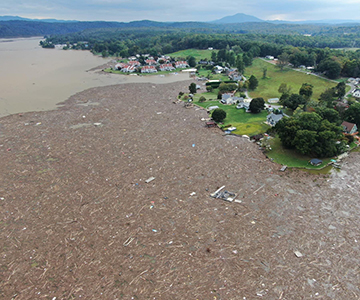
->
0, 37, 190, 117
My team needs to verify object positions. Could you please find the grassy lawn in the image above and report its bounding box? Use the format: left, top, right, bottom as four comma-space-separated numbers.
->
245, 59, 337, 101
103, 68, 181, 76
191, 97, 269, 136
166, 49, 216, 60
197, 69, 229, 81
266, 136, 332, 169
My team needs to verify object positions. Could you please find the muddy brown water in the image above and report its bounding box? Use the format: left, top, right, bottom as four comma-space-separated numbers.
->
0, 37, 190, 117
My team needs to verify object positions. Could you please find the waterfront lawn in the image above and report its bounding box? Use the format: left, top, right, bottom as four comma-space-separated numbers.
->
166, 49, 216, 60
103, 68, 180, 76
193, 99, 269, 136
245, 59, 337, 101
266, 136, 332, 168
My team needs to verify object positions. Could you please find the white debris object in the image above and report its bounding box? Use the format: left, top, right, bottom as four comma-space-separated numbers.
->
145, 177, 155, 183
294, 251, 303, 258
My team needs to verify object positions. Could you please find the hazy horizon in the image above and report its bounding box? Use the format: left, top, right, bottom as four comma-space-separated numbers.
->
1, 0, 360, 23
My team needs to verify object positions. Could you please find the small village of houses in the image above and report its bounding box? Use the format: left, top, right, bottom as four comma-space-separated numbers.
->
114, 55, 191, 73
116, 54, 360, 156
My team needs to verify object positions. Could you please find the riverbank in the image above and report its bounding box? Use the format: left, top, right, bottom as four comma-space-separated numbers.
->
0, 37, 191, 118
1, 81, 359, 299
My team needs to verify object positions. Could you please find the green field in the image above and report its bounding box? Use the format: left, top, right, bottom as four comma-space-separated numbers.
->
266, 136, 332, 169
192, 97, 269, 136
166, 49, 215, 60
245, 59, 337, 101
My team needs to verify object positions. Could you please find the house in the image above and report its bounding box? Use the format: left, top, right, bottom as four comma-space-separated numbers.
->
267, 113, 284, 126
265, 55, 274, 60
352, 89, 360, 98
159, 63, 175, 71
141, 66, 157, 73
145, 59, 157, 65
268, 98, 279, 103
175, 61, 189, 69
236, 102, 250, 110
228, 71, 242, 81
221, 93, 238, 105
121, 65, 136, 73
342, 121, 358, 134
157, 57, 170, 64
310, 158, 322, 166
128, 61, 141, 67
115, 63, 126, 70
214, 65, 224, 74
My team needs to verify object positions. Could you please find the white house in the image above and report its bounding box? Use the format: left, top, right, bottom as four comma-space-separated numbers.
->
159, 63, 175, 71
141, 66, 157, 73
120, 65, 136, 73
352, 89, 360, 98
175, 61, 189, 69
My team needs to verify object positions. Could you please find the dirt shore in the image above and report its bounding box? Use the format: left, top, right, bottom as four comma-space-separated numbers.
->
0, 81, 359, 299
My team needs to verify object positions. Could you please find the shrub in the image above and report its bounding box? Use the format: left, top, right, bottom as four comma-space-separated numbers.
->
212, 108, 227, 122
199, 96, 206, 103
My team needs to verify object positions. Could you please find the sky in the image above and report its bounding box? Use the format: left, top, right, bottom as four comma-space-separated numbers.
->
1, 0, 360, 22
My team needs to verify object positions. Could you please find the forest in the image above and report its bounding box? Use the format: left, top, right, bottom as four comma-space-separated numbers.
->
40, 27, 360, 79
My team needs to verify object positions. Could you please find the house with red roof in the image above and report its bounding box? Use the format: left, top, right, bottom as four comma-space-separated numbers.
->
175, 61, 189, 68
159, 63, 175, 71
115, 63, 126, 70
120, 65, 136, 73
141, 66, 157, 73
128, 61, 141, 67
145, 59, 157, 65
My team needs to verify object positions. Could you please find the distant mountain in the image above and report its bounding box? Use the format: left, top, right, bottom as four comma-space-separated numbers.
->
212, 13, 264, 24
0, 15, 78, 23
0, 15, 30, 21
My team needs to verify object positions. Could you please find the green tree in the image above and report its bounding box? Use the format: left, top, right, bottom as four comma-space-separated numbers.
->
211, 51, 217, 62
319, 88, 335, 108
199, 96, 206, 103
189, 83, 197, 94
283, 94, 306, 110
276, 113, 343, 157
212, 108, 227, 122
299, 83, 313, 100
335, 81, 346, 98
243, 53, 253, 66
318, 59, 341, 79
248, 75, 258, 90
219, 82, 238, 93
278, 83, 292, 94
277, 52, 290, 70
315, 107, 340, 124
206, 86, 213, 92
293, 130, 318, 155
217, 49, 227, 62
232, 45, 243, 54
188, 56, 196, 67
262, 67, 267, 79
236, 55, 245, 74
343, 102, 360, 127
249, 97, 265, 113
